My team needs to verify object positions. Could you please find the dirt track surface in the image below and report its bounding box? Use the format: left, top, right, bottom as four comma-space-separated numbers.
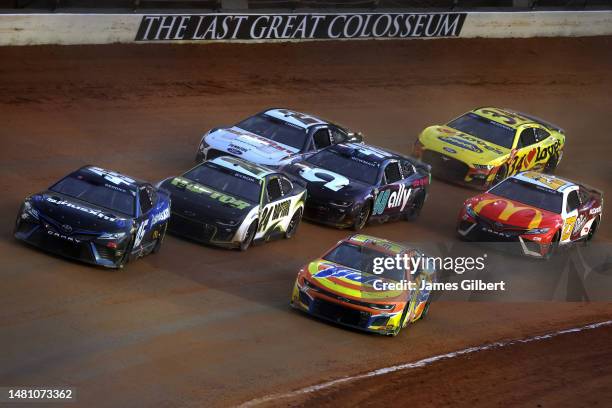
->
1, 37, 611, 407
286, 324, 612, 408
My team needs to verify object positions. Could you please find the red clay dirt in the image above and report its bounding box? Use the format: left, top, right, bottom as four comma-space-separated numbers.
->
0, 37, 611, 407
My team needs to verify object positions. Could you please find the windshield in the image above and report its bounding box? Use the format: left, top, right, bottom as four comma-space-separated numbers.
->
448, 113, 515, 149
306, 149, 379, 185
236, 114, 307, 150
323, 242, 405, 282
184, 164, 261, 204
490, 178, 563, 213
51, 175, 135, 216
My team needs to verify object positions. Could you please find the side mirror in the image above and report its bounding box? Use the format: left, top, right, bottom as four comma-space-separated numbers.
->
347, 132, 364, 143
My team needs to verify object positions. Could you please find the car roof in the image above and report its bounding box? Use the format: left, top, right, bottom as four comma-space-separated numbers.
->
264, 108, 329, 129
512, 171, 577, 192
471, 107, 549, 130
330, 142, 404, 165
77, 165, 144, 191
210, 156, 273, 180
347, 234, 409, 255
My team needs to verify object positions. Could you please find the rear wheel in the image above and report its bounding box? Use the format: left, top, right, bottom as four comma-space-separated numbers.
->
240, 222, 257, 251
151, 224, 167, 254
492, 164, 508, 186
404, 192, 425, 221
351, 202, 371, 231
285, 209, 302, 239
584, 216, 600, 245
544, 152, 560, 174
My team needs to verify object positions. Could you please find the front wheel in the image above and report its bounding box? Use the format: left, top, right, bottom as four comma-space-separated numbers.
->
285, 209, 302, 239
544, 230, 561, 260
240, 222, 257, 251
351, 202, 371, 231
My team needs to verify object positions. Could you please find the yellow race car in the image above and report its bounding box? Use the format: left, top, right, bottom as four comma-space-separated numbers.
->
413, 107, 565, 189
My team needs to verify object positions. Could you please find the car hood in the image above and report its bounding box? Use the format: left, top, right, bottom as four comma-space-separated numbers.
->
31, 192, 131, 235
161, 176, 255, 221
420, 125, 510, 165
304, 260, 406, 302
206, 126, 301, 166
468, 193, 561, 230
283, 161, 371, 201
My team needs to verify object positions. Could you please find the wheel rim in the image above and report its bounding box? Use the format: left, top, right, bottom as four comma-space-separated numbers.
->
545, 154, 558, 172
287, 211, 301, 237
587, 221, 598, 240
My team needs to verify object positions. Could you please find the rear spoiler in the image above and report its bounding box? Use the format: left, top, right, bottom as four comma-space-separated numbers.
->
504, 108, 564, 133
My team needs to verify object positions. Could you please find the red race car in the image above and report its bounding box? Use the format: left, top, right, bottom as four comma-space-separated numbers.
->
457, 171, 603, 258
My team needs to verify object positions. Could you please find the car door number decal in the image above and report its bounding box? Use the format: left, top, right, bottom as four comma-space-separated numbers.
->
562, 215, 576, 241
134, 220, 149, 247
259, 200, 290, 233
300, 168, 349, 192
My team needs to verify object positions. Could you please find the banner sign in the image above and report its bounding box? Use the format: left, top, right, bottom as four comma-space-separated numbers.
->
135, 13, 467, 42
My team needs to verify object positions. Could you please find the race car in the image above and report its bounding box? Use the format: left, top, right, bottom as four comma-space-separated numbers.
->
457, 171, 603, 259
290, 234, 435, 336
159, 155, 306, 250
282, 143, 430, 230
14, 166, 171, 268
195, 108, 363, 167
414, 107, 565, 189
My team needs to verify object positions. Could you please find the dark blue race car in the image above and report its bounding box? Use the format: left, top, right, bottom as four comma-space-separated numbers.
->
14, 166, 171, 269
282, 143, 431, 230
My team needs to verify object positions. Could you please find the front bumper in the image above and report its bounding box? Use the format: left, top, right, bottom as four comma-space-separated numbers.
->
167, 211, 239, 249
457, 216, 552, 258
14, 217, 128, 268
418, 149, 495, 189
303, 197, 358, 229
290, 281, 401, 335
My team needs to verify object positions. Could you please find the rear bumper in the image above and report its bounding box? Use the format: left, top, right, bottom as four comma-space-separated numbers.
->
14, 219, 127, 268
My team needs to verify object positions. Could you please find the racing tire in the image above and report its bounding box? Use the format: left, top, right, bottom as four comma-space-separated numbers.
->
544, 230, 561, 260
544, 152, 560, 174
285, 209, 303, 239
240, 222, 257, 251
404, 192, 425, 222
492, 164, 508, 186
151, 224, 167, 254
116, 235, 134, 270
584, 216, 600, 245
351, 201, 371, 231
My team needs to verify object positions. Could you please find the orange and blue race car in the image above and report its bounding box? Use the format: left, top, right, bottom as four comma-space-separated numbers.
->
414, 107, 565, 189
457, 171, 603, 259
290, 234, 435, 336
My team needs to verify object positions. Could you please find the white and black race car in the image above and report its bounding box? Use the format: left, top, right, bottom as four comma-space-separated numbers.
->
160, 156, 307, 250
195, 108, 363, 167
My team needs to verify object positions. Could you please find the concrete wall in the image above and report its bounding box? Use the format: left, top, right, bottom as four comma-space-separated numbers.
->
0, 11, 611, 46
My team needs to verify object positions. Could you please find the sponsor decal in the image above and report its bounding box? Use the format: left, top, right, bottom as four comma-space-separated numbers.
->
46, 196, 117, 221
438, 135, 483, 153
227, 147, 244, 155
314, 266, 378, 285
136, 13, 466, 42
508, 140, 562, 175
88, 167, 136, 187
300, 167, 349, 191
590, 206, 602, 215
373, 184, 412, 215
224, 128, 297, 155
151, 207, 170, 225
47, 229, 81, 243
171, 177, 251, 210
474, 198, 543, 229
443, 146, 457, 154
259, 199, 291, 232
